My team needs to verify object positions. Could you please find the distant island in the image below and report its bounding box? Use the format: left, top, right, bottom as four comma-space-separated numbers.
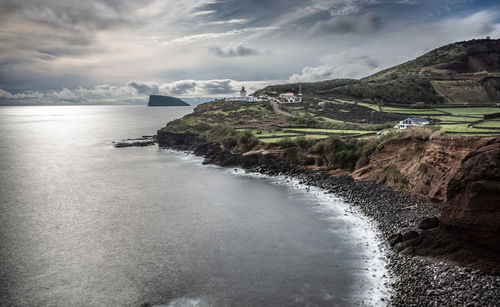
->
148, 95, 189, 106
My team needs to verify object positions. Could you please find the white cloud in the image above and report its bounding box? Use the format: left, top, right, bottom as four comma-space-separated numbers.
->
288, 53, 381, 82
158, 27, 279, 45
209, 18, 249, 25
288, 66, 338, 82
0, 79, 280, 104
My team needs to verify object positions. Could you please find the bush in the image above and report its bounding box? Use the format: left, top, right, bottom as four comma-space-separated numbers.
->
234, 131, 259, 153
295, 136, 316, 150
399, 127, 433, 140
286, 114, 320, 127
277, 137, 297, 148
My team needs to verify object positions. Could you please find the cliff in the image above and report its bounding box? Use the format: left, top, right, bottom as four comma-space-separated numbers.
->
148, 95, 189, 106
351, 136, 486, 202
441, 138, 500, 252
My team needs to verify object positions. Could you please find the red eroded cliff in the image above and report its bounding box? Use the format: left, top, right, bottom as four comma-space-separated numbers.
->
352, 136, 486, 203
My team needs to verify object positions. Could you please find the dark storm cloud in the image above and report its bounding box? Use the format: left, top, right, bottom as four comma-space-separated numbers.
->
208, 44, 260, 57
308, 12, 383, 36
0, 0, 151, 32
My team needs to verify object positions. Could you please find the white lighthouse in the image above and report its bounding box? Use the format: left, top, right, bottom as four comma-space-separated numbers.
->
225, 85, 258, 102
240, 86, 247, 98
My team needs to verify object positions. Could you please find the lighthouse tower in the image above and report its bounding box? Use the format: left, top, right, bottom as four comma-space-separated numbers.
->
240, 86, 247, 98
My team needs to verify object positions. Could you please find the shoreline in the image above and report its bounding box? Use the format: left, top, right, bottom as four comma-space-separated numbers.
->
167, 149, 394, 305
157, 131, 500, 306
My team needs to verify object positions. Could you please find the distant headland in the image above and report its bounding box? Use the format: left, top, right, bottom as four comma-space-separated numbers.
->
148, 95, 189, 106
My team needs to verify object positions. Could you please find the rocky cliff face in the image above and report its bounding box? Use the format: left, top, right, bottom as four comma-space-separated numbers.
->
441, 138, 500, 252
352, 137, 485, 202
352, 136, 500, 271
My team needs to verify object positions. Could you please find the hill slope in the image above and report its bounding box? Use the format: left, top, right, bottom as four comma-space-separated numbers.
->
255, 39, 500, 105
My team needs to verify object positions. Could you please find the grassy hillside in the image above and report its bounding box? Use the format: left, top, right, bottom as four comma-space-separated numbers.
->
255, 39, 500, 105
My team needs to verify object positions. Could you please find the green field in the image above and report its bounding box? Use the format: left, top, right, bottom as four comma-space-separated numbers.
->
259, 135, 329, 143
284, 128, 374, 134
334, 99, 381, 111
473, 120, 500, 128
429, 115, 479, 123
317, 116, 344, 123
440, 123, 498, 133
381, 106, 446, 115
256, 132, 301, 138
436, 107, 500, 116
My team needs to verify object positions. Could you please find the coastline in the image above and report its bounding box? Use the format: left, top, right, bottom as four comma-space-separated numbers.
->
171, 149, 394, 305
157, 130, 500, 306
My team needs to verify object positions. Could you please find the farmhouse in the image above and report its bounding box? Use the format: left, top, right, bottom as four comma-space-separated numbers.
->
279, 92, 296, 103
279, 85, 303, 103
395, 117, 430, 129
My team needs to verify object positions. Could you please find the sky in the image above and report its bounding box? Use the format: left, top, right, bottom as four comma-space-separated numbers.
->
0, 0, 499, 104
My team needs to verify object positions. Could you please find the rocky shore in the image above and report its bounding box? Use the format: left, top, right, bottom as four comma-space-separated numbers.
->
157, 130, 500, 306
113, 136, 156, 148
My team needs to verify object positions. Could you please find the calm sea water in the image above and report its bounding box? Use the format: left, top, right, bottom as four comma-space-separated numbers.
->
0, 106, 390, 306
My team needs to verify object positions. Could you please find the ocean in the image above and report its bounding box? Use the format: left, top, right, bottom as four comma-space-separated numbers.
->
0, 105, 390, 306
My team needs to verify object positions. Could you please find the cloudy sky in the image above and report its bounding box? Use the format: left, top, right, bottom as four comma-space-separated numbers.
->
0, 0, 499, 104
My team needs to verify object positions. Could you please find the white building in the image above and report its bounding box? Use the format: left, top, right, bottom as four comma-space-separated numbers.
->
226, 86, 259, 102
395, 117, 430, 129
279, 92, 296, 103
279, 84, 302, 103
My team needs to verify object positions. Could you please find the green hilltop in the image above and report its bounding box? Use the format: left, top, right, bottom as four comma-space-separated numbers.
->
254, 38, 500, 105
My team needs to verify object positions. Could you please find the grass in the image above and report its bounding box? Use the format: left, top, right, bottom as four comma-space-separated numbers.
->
284, 128, 375, 134
381, 106, 446, 115
445, 133, 499, 137
440, 123, 499, 133
335, 99, 381, 111
435, 107, 500, 116
259, 135, 327, 143
473, 121, 500, 128
317, 116, 344, 123
256, 131, 301, 137
429, 115, 479, 123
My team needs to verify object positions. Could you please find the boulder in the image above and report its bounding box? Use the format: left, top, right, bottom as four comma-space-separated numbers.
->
418, 217, 440, 230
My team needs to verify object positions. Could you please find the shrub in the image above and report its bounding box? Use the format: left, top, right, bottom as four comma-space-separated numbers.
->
234, 131, 259, 153
277, 137, 297, 148
286, 114, 320, 127
285, 146, 299, 157
295, 136, 315, 150
399, 127, 432, 140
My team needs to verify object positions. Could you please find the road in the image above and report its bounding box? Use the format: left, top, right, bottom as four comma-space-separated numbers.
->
270, 98, 294, 117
